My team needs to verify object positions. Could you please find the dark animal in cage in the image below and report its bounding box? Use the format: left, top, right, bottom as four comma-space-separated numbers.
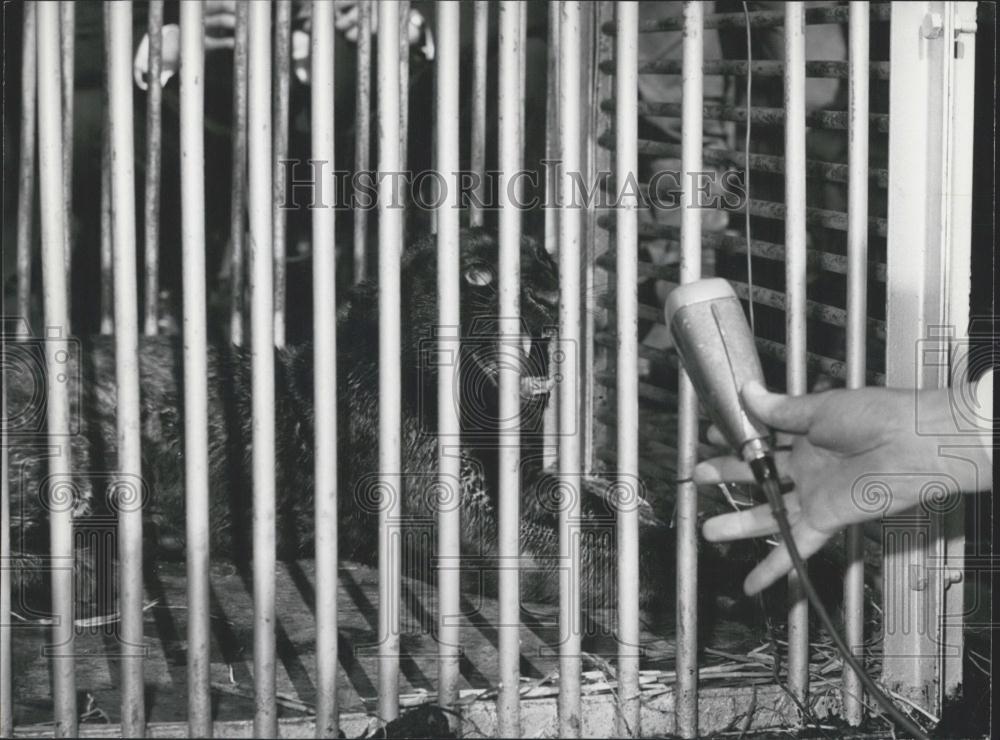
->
6, 229, 688, 619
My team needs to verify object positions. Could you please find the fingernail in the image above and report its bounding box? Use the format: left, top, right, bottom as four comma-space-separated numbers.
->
701, 517, 722, 541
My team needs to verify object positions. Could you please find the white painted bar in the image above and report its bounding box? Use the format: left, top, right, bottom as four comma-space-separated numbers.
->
614, 2, 641, 737
273, 0, 292, 349
247, 3, 278, 735
354, 0, 373, 284
108, 4, 146, 734
883, 0, 977, 715
497, 2, 524, 735
435, 0, 462, 718
37, 2, 76, 735
229, 2, 248, 346
843, 1, 870, 726
377, 0, 404, 723
469, 0, 488, 227
179, 3, 212, 735
311, 3, 339, 736
558, 2, 583, 736
541, 0, 560, 485
782, 1, 810, 702
143, 0, 164, 336
16, 1, 36, 331
676, 4, 704, 737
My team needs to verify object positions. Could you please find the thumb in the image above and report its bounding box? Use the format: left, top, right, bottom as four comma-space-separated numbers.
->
741, 380, 826, 435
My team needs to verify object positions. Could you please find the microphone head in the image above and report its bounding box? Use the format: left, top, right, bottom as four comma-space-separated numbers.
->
664, 278, 771, 461
664, 277, 737, 328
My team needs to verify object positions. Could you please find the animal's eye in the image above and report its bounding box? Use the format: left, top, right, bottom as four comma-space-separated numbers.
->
463, 264, 494, 287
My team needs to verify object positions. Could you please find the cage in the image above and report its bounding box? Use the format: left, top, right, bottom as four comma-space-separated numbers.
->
0, 1, 993, 738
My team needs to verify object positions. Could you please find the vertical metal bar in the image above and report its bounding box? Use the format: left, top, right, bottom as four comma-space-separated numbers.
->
230, 2, 249, 346
273, 0, 291, 349
883, 0, 976, 715
469, 0, 488, 227
17, 1, 37, 331
399, 0, 410, 179
544, 0, 560, 258
496, 3, 523, 735
614, 3, 640, 736
311, 3, 339, 736
538, 2, 560, 470
675, 4, 703, 737
60, 1, 74, 281
435, 0, 462, 719
842, 2, 869, 726
558, 2, 583, 736
143, 0, 163, 336
179, 3, 212, 735
377, 0, 403, 723
782, 1, 810, 702
108, 4, 146, 734
354, 0, 373, 284
37, 3, 76, 735
247, 3, 277, 735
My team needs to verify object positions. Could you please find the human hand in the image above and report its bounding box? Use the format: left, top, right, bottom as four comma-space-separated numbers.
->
695, 380, 983, 595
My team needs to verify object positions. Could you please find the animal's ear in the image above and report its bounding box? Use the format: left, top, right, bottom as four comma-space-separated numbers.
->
463, 264, 494, 287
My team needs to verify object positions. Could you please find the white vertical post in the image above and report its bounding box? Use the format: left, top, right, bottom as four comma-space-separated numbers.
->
558, 2, 583, 736
179, 3, 212, 735
541, 1, 561, 469
497, 2, 524, 736
676, 4, 703, 737
354, 0, 373, 284
469, 0, 489, 227
843, 1, 870, 726
614, 2, 641, 737
783, 1, 810, 703
108, 4, 145, 734
248, 3, 278, 735
38, 3, 76, 735
377, 0, 403, 723
883, 0, 977, 716
435, 0, 462, 719
143, 0, 163, 336
312, 3, 339, 737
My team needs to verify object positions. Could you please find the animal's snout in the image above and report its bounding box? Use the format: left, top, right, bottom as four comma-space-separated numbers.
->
533, 288, 559, 310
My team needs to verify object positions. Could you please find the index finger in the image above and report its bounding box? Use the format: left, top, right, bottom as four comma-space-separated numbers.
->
701, 494, 801, 542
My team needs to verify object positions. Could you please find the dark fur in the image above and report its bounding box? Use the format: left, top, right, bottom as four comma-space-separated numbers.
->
7, 230, 677, 614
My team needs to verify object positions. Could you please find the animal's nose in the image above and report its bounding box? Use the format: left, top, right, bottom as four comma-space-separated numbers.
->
534, 289, 559, 309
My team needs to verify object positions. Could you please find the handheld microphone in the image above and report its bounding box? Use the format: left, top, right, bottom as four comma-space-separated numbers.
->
663, 277, 930, 740
664, 278, 779, 488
